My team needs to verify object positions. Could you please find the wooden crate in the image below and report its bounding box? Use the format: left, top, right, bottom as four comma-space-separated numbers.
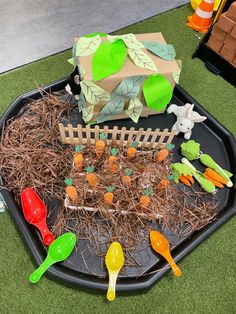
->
59, 123, 176, 149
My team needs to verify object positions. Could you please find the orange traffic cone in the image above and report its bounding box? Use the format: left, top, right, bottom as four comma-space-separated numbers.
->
187, 0, 215, 33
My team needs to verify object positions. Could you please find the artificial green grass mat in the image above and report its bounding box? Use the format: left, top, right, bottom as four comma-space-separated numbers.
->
0, 4, 236, 314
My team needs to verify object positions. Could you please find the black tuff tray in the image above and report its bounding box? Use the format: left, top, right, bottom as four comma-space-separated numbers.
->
0, 78, 236, 293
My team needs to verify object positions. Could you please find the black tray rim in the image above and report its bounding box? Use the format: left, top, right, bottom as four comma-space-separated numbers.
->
1, 79, 236, 293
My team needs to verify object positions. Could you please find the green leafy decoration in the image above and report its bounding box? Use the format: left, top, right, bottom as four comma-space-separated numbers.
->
143, 74, 173, 111
80, 80, 110, 105
113, 75, 146, 98
67, 42, 78, 65
97, 96, 125, 123
143, 41, 176, 61
128, 48, 158, 72
172, 59, 182, 84
76, 35, 102, 56
82, 105, 94, 123
125, 97, 144, 123
83, 32, 107, 38
107, 33, 145, 50
92, 39, 127, 81
78, 92, 86, 112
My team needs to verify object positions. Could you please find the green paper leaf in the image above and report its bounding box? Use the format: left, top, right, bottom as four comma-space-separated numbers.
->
143, 74, 173, 111
78, 92, 86, 112
126, 97, 143, 123
107, 33, 144, 50
76, 35, 102, 56
92, 40, 127, 81
113, 75, 146, 98
67, 58, 74, 65
128, 48, 158, 71
143, 41, 176, 61
80, 80, 110, 105
172, 59, 182, 84
82, 105, 94, 123
97, 96, 125, 123
83, 32, 107, 38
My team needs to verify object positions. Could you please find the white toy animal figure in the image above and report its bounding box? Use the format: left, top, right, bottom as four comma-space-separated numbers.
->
167, 103, 207, 140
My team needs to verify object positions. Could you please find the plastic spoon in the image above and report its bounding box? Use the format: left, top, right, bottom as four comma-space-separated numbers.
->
29, 232, 76, 283
150, 230, 182, 277
21, 188, 55, 246
105, 242, 124, 301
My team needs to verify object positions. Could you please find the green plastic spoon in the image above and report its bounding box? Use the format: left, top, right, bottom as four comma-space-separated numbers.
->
29, 232, 76, 284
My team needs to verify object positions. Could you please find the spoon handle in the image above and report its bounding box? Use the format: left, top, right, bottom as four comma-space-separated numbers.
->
162, 250, 182, 277
29, 257, 55, 284
34, 220, 55, 246
107, 270, 118, 301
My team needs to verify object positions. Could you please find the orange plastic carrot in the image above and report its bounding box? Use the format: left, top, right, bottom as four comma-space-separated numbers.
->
205, 168, 227, 185
64, 178, 78, 202
95, 133, 106, 158
123, 168, 132, 187
204, 173, 224, 188
156, 179, 170, 190
86, 166, 98, 188
140, 188, 153, 212
179, 175, 191, 187
108, 148, 119, 174
156, 144, 175, 163
104, 186, 115, 205
185, 174, 194, 184
73, 145, 84, 172
127, 141, 138, 160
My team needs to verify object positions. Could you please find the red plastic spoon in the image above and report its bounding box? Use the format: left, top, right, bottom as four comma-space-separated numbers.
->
21, 188, 55, 246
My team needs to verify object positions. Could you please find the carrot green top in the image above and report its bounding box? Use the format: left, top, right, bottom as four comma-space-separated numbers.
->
110, 148, 119, 156
107, 186, 115, 192
64, 178, 73, 186
143, 188, 153, 196
86, 166, 95, 173
130, 141, 138, 148
124, 168, 132, 176
99, 133, 107, 140
165, 143, 175, 151
75, 145, 84, 152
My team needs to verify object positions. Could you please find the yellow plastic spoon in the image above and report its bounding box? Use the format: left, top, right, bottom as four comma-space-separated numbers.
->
150, 230, 182, 277
105, 241, 124, 301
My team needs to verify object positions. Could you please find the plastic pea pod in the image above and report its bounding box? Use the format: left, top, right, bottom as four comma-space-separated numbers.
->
199, 154, 233, 188
181, 158, 216, 193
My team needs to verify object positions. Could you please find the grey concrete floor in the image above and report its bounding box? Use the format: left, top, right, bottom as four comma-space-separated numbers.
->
0, 0, 188, 73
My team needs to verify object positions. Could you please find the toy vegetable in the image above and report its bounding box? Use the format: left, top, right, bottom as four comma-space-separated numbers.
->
108, 148, 119, 174
29, 232, 76, 284
127, 141, 138, 160
86, 166, 98, 188
104, 186, 115, 205
140, 188, 153, 211
150, 230, 182, 277
65, 178, 79, 202
181, 158, 216, 193
95, 133, 106, 158
21, 188, 55, 246
179, 175, 194, 187
123, 168, 132, 187
73, 145, 84, 172
156, 143, 175, 163
181, 140, 233, 187
156, 178, 170, 190
105, 241, 124, 301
